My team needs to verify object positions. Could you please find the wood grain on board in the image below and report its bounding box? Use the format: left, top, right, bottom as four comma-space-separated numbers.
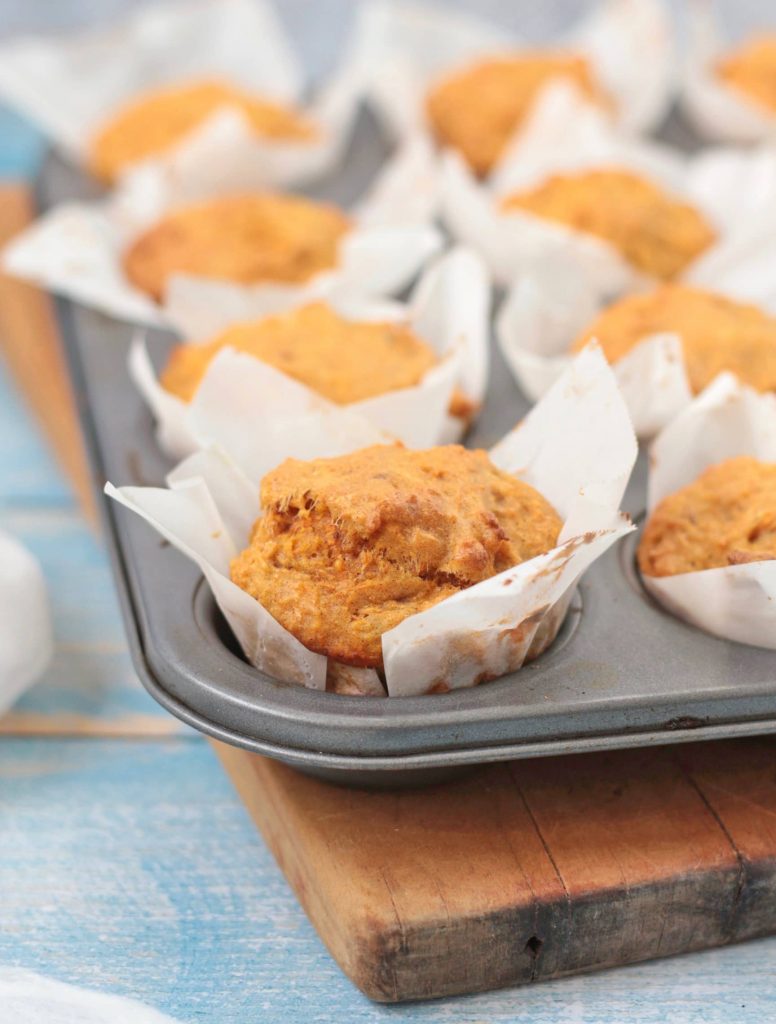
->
3, 181, 776, 1003
216, 739, 776, 1001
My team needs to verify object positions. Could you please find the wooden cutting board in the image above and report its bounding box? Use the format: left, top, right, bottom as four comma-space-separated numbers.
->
2, 182, 776, 1003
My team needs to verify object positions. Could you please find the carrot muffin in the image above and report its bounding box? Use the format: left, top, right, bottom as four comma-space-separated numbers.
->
573, 285, 776, 394
123, 193, 351, 302
501, 168, 715, 280
717, 35, 776, 115
638, 457, 776, 577
89, 79, 315, 183
161, 301, 475, 420
231, 444, 562, 670
425, 53, 602, 177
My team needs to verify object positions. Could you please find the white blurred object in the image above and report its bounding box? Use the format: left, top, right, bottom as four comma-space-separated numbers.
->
0, 967, 182, 1024
349, 0, 674, 145
0, 0, 363, 193
0, 529, 52, 714
682, 0, 776, 143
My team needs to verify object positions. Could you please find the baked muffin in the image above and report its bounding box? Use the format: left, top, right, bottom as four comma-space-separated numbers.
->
231, 444, 562, 670
638, 456, 776, 577
501, 168, 715, 280
161, 301, 475, 420
425, 53, 602, 177
89, 79, 315, 183
123, 194, 351, 302
573, 285, 776, 394
717, 35, 776, 115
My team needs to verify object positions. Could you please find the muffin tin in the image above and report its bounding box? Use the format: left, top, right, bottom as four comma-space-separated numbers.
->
43, 107, 776, 786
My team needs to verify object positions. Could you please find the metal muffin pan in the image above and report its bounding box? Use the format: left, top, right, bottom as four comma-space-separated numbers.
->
42, 109, 776, 785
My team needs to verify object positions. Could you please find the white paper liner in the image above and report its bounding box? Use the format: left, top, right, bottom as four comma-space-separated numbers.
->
441, 82, 776, 296
0, 0, 361, 192
497, 268, 693, 439
2, 134, 443, 328
682, 1, 776, 143
132, 246, 490, 459
347, 0, 673, 154
684, 164, 776, 311
107, 343, 636, 697
641, 373, 776, 649
327, 664, 387, 697
0, 529, 53, 715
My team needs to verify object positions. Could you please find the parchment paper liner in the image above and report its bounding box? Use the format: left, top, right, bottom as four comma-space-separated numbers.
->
106, 343, 636, 697
132, 246, 489, 459
347, 0, 673, 159
641, 373, 776, 649
441, 83, 776, 297
2, 134, 442, 328
0, 0, 361, 192
682, 2, 776, 143
497, 151, 776, 440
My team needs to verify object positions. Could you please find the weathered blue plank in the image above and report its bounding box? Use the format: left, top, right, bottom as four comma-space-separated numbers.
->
1, 737, 775, 1024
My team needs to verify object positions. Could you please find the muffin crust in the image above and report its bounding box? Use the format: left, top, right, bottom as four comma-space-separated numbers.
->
89, 79, 315, 183
573, 285, 776, 394
161, 302, 439, 404
501, 168, 715, 280
638, 457, 776, 577
717, 35, 776, 114
231, 445, 562, 668
425, 53, 601, 177
123, 194, 351, 302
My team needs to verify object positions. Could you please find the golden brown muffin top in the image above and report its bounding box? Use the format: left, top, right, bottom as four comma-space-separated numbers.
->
717, 35, 776, 114
88, 79, 316, 184
573, 284, 776, 395
425, 52, 601, 177
161, 301, 439, 405
231, 444, 562, 668
123, 193, 351, 302
638, 456, 776, 577
500, 168, 716, 281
